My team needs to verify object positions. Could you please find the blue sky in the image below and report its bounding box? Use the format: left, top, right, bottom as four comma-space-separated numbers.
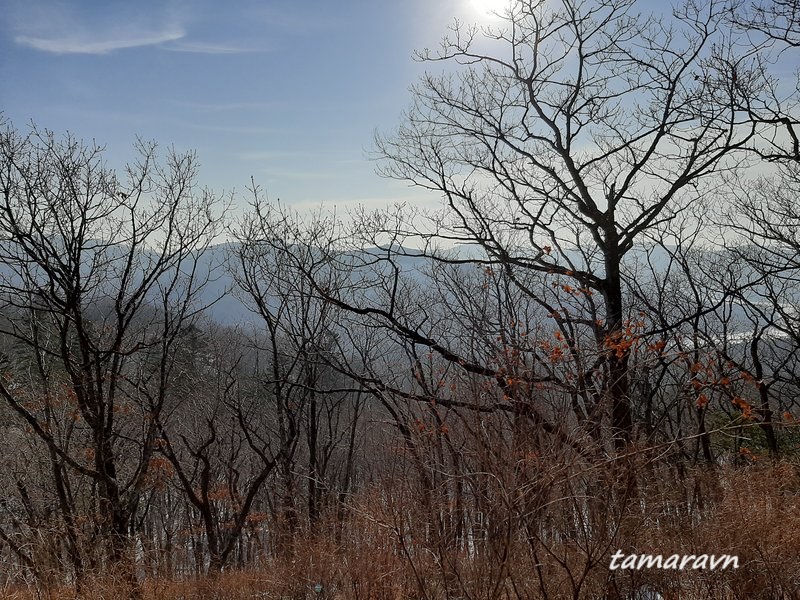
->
1, 0, 497, 212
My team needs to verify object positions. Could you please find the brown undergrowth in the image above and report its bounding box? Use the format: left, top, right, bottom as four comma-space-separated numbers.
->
3, 460, 800, 600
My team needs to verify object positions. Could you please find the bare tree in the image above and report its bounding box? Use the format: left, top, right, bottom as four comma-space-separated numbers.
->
720, 165, 800, 452
155, 329, 288, 574
363, 0, 791, 447
733, 0, 800, 46
0, 120, 225, 594
232, 192, 365, 532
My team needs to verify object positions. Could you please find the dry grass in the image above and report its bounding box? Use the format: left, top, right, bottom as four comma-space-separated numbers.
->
3, 462, 800, 599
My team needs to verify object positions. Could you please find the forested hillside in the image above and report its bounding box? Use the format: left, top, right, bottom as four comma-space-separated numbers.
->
2, 0, 800, 598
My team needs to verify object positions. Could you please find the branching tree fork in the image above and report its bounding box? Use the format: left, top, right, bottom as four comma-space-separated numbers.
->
0, 121, 225, 594
360, 0, 794, 446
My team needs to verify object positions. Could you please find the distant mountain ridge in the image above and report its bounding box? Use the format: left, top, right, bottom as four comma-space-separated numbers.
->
0, 239, 775, 331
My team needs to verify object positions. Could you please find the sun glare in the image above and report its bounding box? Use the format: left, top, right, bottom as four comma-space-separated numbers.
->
469, 0, 508, 19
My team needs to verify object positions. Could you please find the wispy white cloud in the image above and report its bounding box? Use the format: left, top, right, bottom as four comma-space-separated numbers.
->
171, 121, 279, 135
7, 1, 283, 56
15, 29, 185, 54
162, 41, 264, 55
238, 150, 312, 161
165, 100, 278, 114
249, 5, 341, 35
8, 0, 186, 55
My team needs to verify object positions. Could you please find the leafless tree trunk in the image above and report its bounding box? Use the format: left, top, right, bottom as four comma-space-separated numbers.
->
366, 0, 789, 449
0, 121, 225, 595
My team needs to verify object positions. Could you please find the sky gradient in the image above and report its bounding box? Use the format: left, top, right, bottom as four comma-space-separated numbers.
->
2, 0, 504, 213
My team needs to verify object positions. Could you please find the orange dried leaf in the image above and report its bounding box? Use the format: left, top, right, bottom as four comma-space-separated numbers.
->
732, 396, 754, 419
